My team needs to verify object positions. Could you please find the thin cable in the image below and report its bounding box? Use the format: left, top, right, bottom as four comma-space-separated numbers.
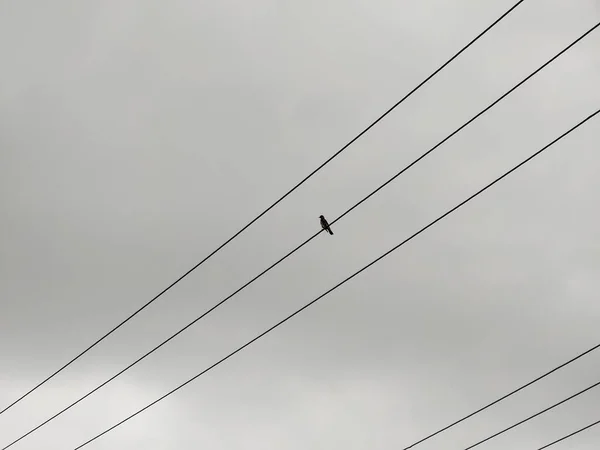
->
4, 20, 597, 450
402, 344, 600, 449
537, 419, 600, 449
0, 0, 526, 417
69, 107, 600, 450
463, 380, 600, 449
330, 21, 600, 228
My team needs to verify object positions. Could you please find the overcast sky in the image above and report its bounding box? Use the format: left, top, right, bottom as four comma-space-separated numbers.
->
1, 1, 600, 449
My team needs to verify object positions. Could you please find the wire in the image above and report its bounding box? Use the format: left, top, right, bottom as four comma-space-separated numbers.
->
0, 0, 526, 418
463, 380, 600, 449
401, 346, 600, 449
537, 418, 600, 449
4, 19, 598, 450
66, 106, 600, 450
330, 18, 599, 228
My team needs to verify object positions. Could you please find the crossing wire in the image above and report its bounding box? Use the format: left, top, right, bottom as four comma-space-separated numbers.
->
4, 18, 598, 450
67, 106, 600, 450
0, 0, 526, 417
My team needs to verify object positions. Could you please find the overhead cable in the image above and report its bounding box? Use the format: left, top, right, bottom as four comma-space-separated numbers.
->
5, 19, 598, 450
462, 380, 600, 450
67, 105, 600, 450
0, 0, 526, 417
536, 419, 600, 449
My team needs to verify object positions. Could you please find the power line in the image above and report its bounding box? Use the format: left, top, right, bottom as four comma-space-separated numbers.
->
329, 20, 598, 229
463, 380, 600, 450
4, 19, 597, 450
537, 418, 600, 449
0, 0, 526, 417
67, 106, 600, 450
401, 345, 600, 449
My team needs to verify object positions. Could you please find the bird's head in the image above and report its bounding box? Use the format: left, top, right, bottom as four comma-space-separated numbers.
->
319, 215, 324, 219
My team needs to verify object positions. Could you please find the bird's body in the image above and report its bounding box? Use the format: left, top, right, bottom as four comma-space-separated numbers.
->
319, 215, 334, 235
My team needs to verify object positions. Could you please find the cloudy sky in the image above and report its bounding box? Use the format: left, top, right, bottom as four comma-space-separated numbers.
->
1, 0, 600, 449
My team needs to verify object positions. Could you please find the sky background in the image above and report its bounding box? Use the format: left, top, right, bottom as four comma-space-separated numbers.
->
1, 0, 600, 449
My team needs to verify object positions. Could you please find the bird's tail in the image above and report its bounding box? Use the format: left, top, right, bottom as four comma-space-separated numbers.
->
328, 229, 333, 235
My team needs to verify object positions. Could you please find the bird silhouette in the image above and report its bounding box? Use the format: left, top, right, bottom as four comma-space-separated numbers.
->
319, 215, 334, 235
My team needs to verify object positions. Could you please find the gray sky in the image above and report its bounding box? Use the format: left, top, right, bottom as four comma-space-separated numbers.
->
1, 0, 600, 449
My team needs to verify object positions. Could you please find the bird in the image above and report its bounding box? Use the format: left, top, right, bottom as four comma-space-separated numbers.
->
319, 215, 334, 235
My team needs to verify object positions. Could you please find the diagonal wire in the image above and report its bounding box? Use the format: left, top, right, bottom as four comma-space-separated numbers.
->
4, 18, 598, 450
0, 0, 526, 417
329, 21, 600, 229
69, 106, 600, 450
462, 380, 600, 450
536, 418, 600, 449
402, 342, 600, 449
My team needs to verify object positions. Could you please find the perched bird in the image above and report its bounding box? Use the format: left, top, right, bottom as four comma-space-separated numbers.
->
319, 215, 334, 235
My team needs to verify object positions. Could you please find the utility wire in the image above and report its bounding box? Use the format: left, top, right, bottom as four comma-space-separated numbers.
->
401, 345, 600, 449
462, 380, 600, 450
537, 419, 600, 449
4, 18, 598, 450
0, 0, 526, 417
68, 106, 600, 450
328, 20, 598, 229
